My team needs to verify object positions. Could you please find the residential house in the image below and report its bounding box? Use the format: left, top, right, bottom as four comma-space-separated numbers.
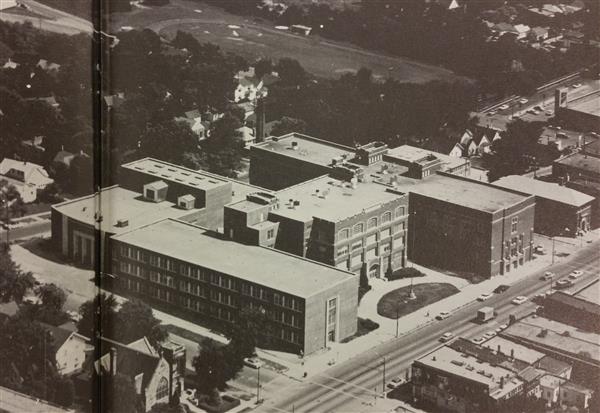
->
0, 158, 54, 203
53, 150, 76, 168
21, 136, 45, 153
493, 22, 519, 36
514, 24, 531, 39
36, 59, 61, 72
448, 142, 464, 158
42, 323, 90, 376
530, 26, 550, 42
91, 336, 186, 412
559, 381, 593, 410
236, 125, 255, 148
174, 109, 208, 141
2, 58, 18, 69
234, 67, 279, 103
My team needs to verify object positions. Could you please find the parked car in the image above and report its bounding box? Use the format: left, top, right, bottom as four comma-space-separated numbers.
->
387, 377, 407, 389
487, 110, 497, 116
518, 98, 529, 104
555, 279, 573, 289
498, 324, 508, 331
494, 285, 510, 294
243, 357, 262, 369
534, 245, 546, 255
540, 271, 554, 281
477, 293, 494, 301
436, 311, 451, 320
534, 105, 543, 111
483, 331, 497, 339
440, 332, 454, 342
512, 296, 528, 305
499, 104, 510, 110
471, 337, 485, 345
572, 83, 582, 88
568, 270, 583, 280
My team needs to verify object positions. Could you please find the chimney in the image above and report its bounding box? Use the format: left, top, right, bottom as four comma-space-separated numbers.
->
510, 349, 514, 360
500, 376, 504, 389
110, 347, 117, 376
291, 141, 299, 151
497, 344, 502, 355
255, 97, 266, 143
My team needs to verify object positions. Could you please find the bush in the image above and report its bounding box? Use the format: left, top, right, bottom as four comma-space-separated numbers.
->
386, 267, 425, 281
197, 394, 240, 413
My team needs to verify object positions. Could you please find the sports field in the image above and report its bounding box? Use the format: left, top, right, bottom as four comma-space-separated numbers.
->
110, 0, 462, 83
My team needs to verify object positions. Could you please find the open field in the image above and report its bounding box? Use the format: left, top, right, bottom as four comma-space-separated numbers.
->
110, 0, 462, 83
377, 283, 460, 319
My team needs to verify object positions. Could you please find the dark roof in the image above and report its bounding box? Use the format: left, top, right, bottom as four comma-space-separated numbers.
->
536, 355, 572, 375
41, 322, 75, 350
547, 291, 600, 316
517, 366, 544, 383
94, 337, 160, 389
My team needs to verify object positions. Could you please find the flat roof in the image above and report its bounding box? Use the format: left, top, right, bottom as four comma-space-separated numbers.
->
273, 176, 404, 222
112, 219, 354, 298
482, 336, 545, 364
503, 315, 600, 363
493, 175, 594, 207
555, 152, 600, 173
53, 186, 199, 234
122, 157, 269, 204
567, 91, 600, 117
253, 133, 355, 167
407, 174, 530, 213
416, 346, 523, 399
574, 278, 600, 305
386, 145, 468, 171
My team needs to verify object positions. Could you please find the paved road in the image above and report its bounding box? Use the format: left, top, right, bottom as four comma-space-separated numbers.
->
257, 241, 600, 413
0, 386, 70, 413
0, 221, 50, 243
1, 0, 92, 34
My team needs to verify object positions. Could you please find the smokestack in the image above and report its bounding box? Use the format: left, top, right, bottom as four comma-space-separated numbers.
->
497, 345, 502, 355
500, 376, 504, 389
256, 97, 266, 143
110, 347, 117, 376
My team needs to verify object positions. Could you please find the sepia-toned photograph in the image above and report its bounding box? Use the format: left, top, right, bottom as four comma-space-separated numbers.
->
0, 0, 598, 412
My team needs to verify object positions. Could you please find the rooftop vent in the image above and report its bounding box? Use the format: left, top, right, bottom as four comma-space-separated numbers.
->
116, 219, 129, 228
291, 141, 299, 151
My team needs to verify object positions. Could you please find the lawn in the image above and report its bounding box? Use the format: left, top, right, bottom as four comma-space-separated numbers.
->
377, 283, 459, 319
109, 0, 460, 83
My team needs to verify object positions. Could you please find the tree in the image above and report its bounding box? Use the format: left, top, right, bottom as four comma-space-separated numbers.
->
115, 299, 167, 348
99, 373, 142, 413
37, 283, 67, 313
54, 378, 75, 408
228, 306, 274, 358
0, 179, 26, 227
138, 120, 199, 165
37, 182, 64, 204
0, 247, 35, 304
201, 113, 243, 177
77, 293, 119, 339
270, 116, 307, 136
254, 58, 273, 79
275, 58, 307, 86
193, 339, 237, 394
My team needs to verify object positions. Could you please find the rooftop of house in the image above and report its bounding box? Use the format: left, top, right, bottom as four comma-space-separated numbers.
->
252, 133, 355, 167
0, 158, 52, 182
502, 315, 600, 363
385, 145, 469, 171
537, 355, 573, 376
112, 219, 355, 298
52, 186, 200, 234
554, 152, 600, 173
416, 345, 523, 400
482, 336, 546, 364
405, 173, 531, 213
539, 374, 566, 388
492, 175, 594, 207
40, 323, 87, 350
273, 175, 405, 222
121, 158, 268, 203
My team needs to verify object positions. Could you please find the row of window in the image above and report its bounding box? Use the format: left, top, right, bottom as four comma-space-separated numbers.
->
336, 233, 404, 258
337, 207, 406, 241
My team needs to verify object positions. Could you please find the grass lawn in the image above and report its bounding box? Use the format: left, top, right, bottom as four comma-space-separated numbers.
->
377, 283, 459, 319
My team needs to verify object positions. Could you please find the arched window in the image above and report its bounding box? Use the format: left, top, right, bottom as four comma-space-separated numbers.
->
367, 217, 378, 229
156, 377, 169, 401
382, 212, 392, 223
353, 223, 364, 235
338, 228, 350, 240
395, 206, 405, 217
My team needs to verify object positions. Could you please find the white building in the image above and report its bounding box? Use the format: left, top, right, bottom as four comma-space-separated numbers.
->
0, 158, 54, 203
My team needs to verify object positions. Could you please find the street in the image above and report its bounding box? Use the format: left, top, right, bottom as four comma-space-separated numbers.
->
257, 240, 600, 413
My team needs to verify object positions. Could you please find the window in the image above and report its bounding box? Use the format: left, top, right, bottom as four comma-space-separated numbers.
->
353, 223, 364, 235
382, 212, 392, 223
393, 223, 404, 233
338, 228, 350, 240
351, 240, 362, 251
267, 229, 275, 240
156, 377, 169, 401
395, 206, 405, 217
367, 217, 378, 229
511, 217, 518, 233
337, 245, 349, 257
518, 234, 524, 253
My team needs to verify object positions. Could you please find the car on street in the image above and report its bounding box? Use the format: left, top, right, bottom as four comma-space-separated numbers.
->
471, 337, 485, 345
545, 110, 553, 116
387, 377, 407, 390
477, 293, 494, 301
518, 98, 529, 104
499, 324, 508, 331
499, 104, 510, 110
243, 357, 263, 369
568, 270, 583, 280
540, 271, 554, 281
484, 331, 497, 339
572, 83, 582, 88
487, 110, 497, 116
440, 332, 454, 342
555, 279, 573, 289
534, 245, 546, 254
494, 285, 510, 294
436, 311, 451, 320
512, 296, 528, 305
534, 105, 543, 111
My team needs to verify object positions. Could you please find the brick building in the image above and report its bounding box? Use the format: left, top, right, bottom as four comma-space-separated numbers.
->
493, 175, 594, 236
110, 219, 358, 355
543, 280, 600, 334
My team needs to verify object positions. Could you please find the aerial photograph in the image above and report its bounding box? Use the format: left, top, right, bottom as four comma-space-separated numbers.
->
0, 0, 598, 412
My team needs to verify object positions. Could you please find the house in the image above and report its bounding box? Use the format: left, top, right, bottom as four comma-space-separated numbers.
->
22, 136, 45, 153
0, 158, 54, 203
103, 93, 125, 111
448, 142, 464, 158
429, 0, 460, 10
42, 323, 90, 376
91, 336, 186, 412
36, 59, 61, 72
53, 150, 77, 168
234, 101, 256, 122
530, 26, 550, 42
493, 22, 519, 36
514, 24, 531, 39
174, 109, 208, 141
233, 67, 279, 103
290, 24, 312, 36
236, 125, 255, 148
2, 58, 18, 69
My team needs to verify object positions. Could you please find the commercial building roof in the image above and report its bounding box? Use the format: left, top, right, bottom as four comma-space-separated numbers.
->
555, 152, 600, 174
503, 315, 600, 363
407, 173, 530, 213
52, 186, 199, 234
253, 133, 355, 167
112, 219, 355, 298
482, 336, 546, 364
537, 355, 572, 376
493, 175, 594, 207
385, 145, 469, 172
573, 278, 600, 306
273, 175, 405, 222
416, 345, 523, 400
566, 91, 600, 117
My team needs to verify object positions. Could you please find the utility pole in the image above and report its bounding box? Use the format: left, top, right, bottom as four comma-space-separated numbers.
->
256, 366, 261, 404
551, 237, 555, 264
382, 357, 386, 398
396, 306, 399, 338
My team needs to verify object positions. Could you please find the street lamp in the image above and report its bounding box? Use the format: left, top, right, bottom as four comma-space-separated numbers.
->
256, 365, 262, 404
408, 211, 417, 300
